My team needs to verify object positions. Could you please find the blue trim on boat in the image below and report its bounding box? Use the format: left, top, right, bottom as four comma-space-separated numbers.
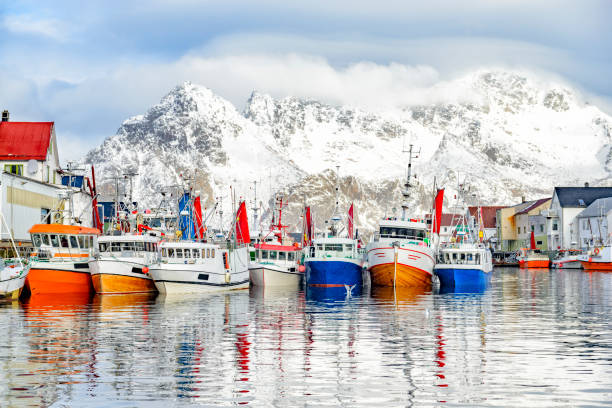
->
305, 259, 363, 287
435, 267, 491, 291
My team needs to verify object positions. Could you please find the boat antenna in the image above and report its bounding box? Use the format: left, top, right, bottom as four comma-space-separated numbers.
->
401, 144, 420, 221
251, 180, 259, 234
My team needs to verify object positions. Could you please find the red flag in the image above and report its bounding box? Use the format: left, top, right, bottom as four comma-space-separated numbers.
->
433, 188, 445, 234
194, 196, 204, 239
348, 203, 354, 239
235, 201, 250, 244
530, 230, 536, 250
305, 206, 313, 245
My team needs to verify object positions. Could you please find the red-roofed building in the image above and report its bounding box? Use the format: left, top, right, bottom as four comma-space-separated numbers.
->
1, 111, 65, 254
468, 206, 506, 247
0, 111, 60, 184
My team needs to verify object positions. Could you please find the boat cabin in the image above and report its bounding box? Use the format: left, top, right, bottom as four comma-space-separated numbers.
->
308, 237, 360, 259
373, 219, 429, 245
437, 248, 491, 267
159, 242, 223, 265
251, 243, 300, 263
97, 235, 160, 257
29, 224, 99, 260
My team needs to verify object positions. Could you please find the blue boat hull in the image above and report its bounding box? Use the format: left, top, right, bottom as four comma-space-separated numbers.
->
435, 267, 491, 292
305, 259, 363, 287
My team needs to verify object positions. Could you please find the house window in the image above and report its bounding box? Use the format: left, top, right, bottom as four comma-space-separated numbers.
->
536, 240, 543, 245
540, 224, 544, 233
41, 208, 51, 223
46, 165, 50, 183
530, 225, 534, 232
517, 227, 520, 234
552, 223, 558, 231
4, 164, 23, 176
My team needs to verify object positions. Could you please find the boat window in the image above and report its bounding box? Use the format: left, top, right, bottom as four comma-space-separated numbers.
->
32, 234, 42, 248
121, 242, 133, 251
288, 251, 295, 261
344, 244, 353, 252
78, 236, 85, 249
317, 244, 323, 251
89, 236, 94, 248
475, 254, 481, 264
184, 249, 191, 258
250, 251, 256, 261
467, 253, 473, 264
51, 235, 59, 248
161, 248, 167, 257
135, 242, 145, 251
100, 243, 108, 252
60, 235, 69, 248
261, 250, 268, 260
111, 242, 122, 252
204, 248, 209, 258
278, 252, 286, 261
175, 249, 183, 258
211, 249, 215, 258
193, 249, 200, 258
42, 234, 50, 246
269, 251, 278, 260
144, 242, 150, 252
69, 235, 79, 249
168, 248, 175, 258
325, 244, 342, 252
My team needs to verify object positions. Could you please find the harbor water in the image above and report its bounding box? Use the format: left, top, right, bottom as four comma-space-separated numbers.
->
1, 268, 611, 407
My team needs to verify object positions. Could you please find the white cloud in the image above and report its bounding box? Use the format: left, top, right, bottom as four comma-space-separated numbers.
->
1, 14, 69, 41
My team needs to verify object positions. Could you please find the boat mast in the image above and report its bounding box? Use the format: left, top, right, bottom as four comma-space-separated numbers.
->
330, 166, 342, 237
251, 181, 259, 234
401, 144, 419, 221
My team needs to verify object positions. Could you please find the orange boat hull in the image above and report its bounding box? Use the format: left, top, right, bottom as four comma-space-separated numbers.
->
92, 273, 157, 294
26, 268, 93, 296
526, 260, 550, 268
369, 263, 432, 287
581, 261, 612, 271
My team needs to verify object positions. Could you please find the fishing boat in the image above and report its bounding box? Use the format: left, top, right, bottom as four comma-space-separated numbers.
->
578, 245, 612, 271
149, 201, 251, 294
0, 212, 30, 299
435, 246, 493, 289
551, 249, 583, 269
89, 234, 160, 294
0, 259, 29, 300
27, 224, 100, 295
434, 187, 493, 289
303, 168, 363, 289
249, 195, 303, 288
518, 231, 550, 268
366, 145, 443, 287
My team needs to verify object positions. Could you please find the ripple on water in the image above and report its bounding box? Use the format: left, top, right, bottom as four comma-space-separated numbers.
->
0, 268, 611, 406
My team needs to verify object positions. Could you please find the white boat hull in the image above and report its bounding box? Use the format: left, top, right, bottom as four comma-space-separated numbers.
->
150, 246, 250, 294
249, 265, 302, 288
0, 264, 29, 298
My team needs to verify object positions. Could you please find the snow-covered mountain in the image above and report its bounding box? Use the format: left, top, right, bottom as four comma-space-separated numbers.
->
84, 70, 612, 234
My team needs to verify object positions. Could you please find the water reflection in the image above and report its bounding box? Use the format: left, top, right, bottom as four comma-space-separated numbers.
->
0, 268, 610, 406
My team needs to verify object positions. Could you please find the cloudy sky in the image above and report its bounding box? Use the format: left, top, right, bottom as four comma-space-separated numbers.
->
1, 0, 611, 161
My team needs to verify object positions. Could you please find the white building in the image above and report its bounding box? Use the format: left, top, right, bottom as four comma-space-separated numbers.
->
571, 197, 612, 249
544, 186, 612, 250
0, 111, 96, 255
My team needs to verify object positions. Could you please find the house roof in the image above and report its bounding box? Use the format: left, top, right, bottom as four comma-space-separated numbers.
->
0, 122, 54, 161
515, 198, 551, 215
575, 197, 612, 219
468, 206, 506, 228
440, 213, 465, 227
554, 187, 612, 208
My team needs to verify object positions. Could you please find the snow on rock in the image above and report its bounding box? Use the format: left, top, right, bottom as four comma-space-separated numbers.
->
84, 71, 612, 234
